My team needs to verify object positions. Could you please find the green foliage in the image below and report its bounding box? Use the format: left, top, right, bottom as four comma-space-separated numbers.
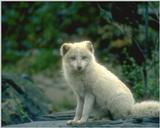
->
4, 48, 59, 74
122, 57, 144, 99
25, 49, 59, 73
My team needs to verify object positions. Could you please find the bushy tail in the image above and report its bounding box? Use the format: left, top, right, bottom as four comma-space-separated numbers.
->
131, 101, 160, 118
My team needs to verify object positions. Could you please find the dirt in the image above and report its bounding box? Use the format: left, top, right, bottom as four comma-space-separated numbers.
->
32, 70, 75, 112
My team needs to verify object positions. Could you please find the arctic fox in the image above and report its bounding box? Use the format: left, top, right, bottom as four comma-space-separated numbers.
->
60, 41, 160, 125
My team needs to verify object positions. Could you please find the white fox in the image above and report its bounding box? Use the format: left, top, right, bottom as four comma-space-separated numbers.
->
60, 41, 160, 125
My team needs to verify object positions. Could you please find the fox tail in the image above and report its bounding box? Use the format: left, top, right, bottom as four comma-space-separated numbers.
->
131, 101, 160, 118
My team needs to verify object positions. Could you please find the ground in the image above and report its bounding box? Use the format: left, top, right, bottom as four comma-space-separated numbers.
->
6, 111, 159, 127
32, 70, 75, 112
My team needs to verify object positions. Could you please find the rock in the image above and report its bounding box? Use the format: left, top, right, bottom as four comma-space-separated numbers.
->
2, 72, 51, 126
7, 111, 159, 127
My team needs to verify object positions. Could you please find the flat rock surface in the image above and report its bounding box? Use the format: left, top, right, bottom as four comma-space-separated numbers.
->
4, 111, 159, 127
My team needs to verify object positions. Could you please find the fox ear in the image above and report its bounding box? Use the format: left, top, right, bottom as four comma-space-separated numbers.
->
86, 41, 94, 53
60, 43, 71, 56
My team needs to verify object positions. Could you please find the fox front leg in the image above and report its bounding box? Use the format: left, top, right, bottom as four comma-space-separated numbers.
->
67, 95, 84, 125
76, 93, 95, 124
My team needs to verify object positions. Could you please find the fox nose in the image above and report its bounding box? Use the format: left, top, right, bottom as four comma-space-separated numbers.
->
77, 66, 82, 71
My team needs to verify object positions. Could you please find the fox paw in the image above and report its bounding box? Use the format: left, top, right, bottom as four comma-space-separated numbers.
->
67, 120, 86, 125
75, 120, 86, 124
67, 120, 77, 125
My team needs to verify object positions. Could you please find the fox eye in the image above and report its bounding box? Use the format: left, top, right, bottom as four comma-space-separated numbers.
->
70, 56, 76, 60
82, 56, 87, 60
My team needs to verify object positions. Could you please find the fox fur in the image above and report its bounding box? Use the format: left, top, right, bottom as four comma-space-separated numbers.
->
60, 41, 160, 125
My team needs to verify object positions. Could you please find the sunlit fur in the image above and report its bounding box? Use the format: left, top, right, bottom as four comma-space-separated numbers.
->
60, 41, 160, 125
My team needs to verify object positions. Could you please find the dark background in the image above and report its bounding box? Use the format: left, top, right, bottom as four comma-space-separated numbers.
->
2, 2, 159, 126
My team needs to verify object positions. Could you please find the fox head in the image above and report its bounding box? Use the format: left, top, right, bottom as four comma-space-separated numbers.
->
60, 41, 95, 72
